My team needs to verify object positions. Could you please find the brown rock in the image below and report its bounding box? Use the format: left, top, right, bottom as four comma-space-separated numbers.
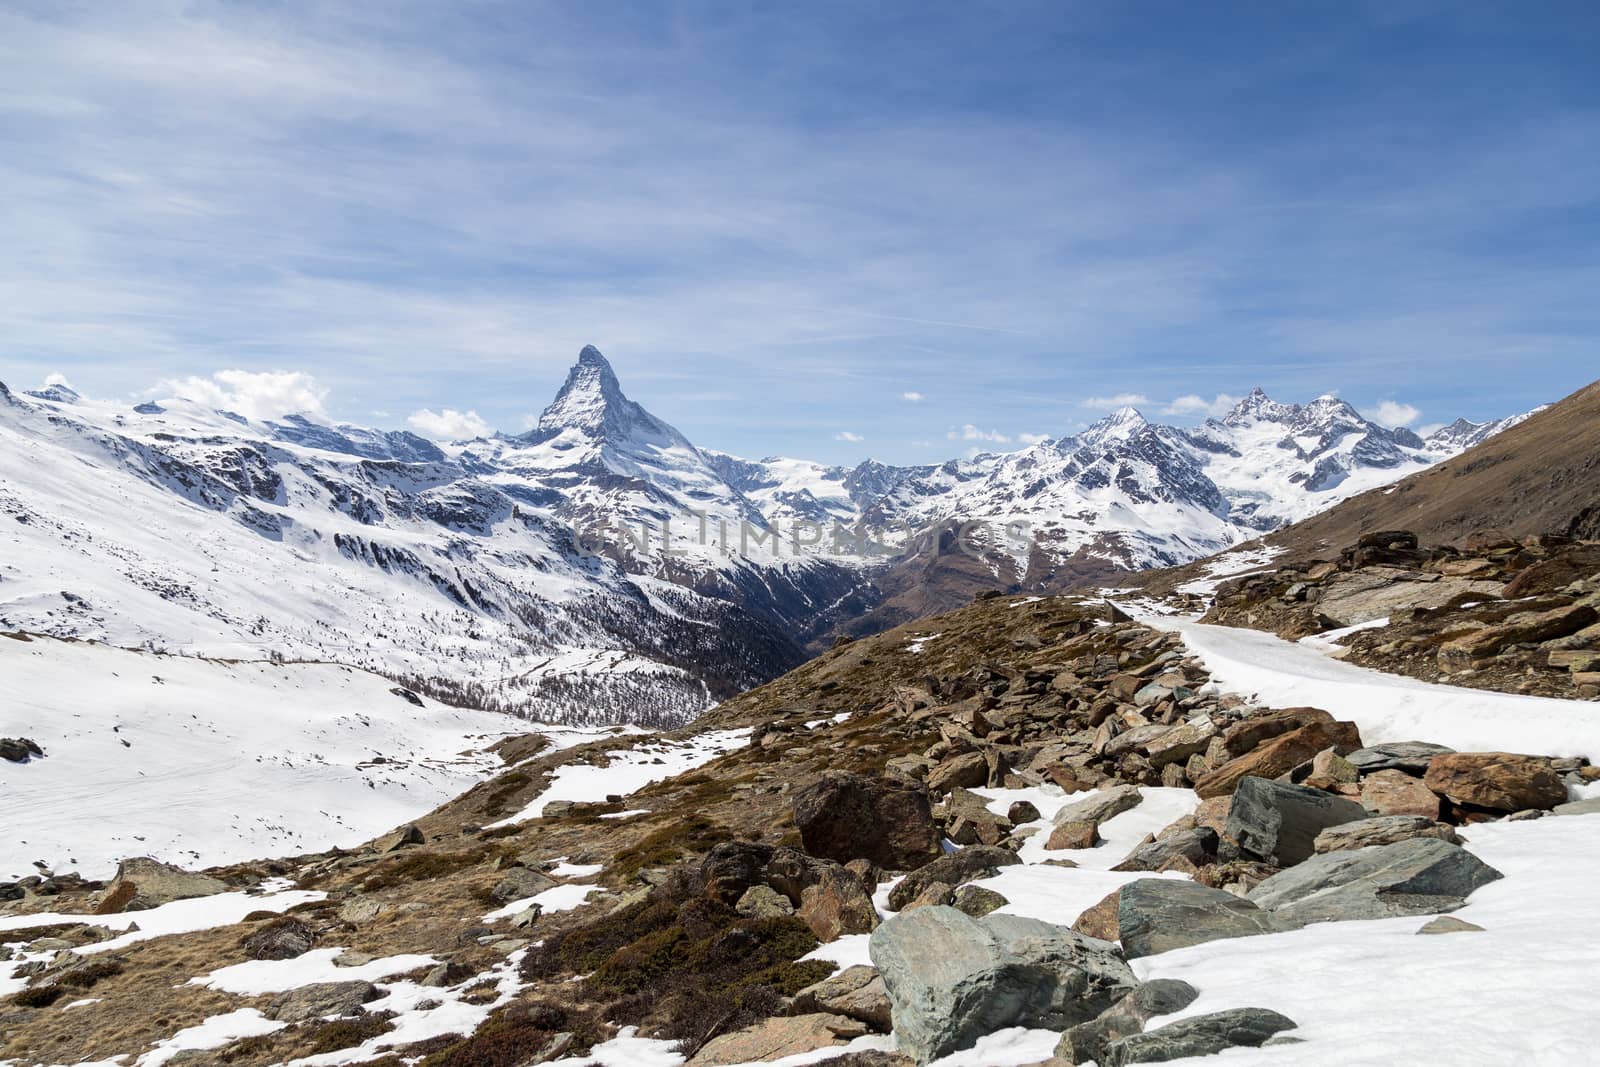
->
1423, 752, 1568, 812
898, 880, 955, 913
793, 966, 893, 1030
798, 867, 881, 943
1221, 707, 1335, 758
1440, 603, 1598, 662
1072, 887, 1122, 942
1046, 820, 1099, 851
1361, 769, 1441, 819
687, 1013, 870, 1066
927, 752, 990, 793
791, 773, 941, 870
1195, 720, 1364, 798
1298, 749, 1359, 790
1194, 795, 1232, 835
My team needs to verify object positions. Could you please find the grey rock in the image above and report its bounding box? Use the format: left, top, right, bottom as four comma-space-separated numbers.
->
886, 845, 1019, 911
951, 885, 1008, 918
1102, 1007, 1298, 1065
265, 980, 379, 1022
1418, 915, 1485, 934
1056, 979, 1200, 1064
1551, 797, 1600, 817
1346, 742, 1455, 775
1050, 785, 1143, 829
1248, 837, 1503, 924
1118, 879, 1293, 959
337, 896, 387, 924
489, 865, 556, 904
869, 906, 1137, 1063
1111, 827, 1217, 873
1314, 815, 1461, 853
735, 884, 795, 919
375, 824, 424, 852
1222, 776, 1369, 866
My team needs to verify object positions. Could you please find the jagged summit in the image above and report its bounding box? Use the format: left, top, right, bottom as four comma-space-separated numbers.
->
526, 345, 692, 454
1076, 404, 1149, 447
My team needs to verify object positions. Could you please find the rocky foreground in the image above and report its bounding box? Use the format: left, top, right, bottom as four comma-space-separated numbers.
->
3, 548, 1598, 1066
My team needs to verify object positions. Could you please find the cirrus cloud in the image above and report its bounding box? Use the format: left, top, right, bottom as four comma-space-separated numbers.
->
834, 430, 864, 442
1080, 393, 1149, 411
1162, 393, 1242, 418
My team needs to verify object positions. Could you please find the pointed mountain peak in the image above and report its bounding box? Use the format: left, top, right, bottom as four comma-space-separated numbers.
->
1078, 404, 1150, 446
536, 345, 631, 435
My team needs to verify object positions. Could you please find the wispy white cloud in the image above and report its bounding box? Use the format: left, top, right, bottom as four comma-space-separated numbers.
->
950, 424, 1010, 443
834, 430, 864, 442
43, 372, 74, 389
1017, 431, 1050, 445
1080, 393, 1149, 411
1362, 399, 1422, 428
408, 408, 491, 440
157, 369, 328, 420
901, 391, 925, 402
1416, 422, 1445, 438
1162, 393, 1241, 417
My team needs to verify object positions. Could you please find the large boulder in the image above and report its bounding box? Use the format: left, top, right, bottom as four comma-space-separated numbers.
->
1314, 815, 1461, 854
101, 858, 227, 912
1051, 785, 1144, 828
0, 737, 44, 763
1221, 776, 1369, 866
1422, 752, 1568, 812
1144, 717, 1218, 769
1248, 837, 1503, 924
792, 773, 942, 870
702, 841, 776, 904
1195, 721, 1363, 798
1055, 979, 1199, 1065
1117, 879, 1292, 959
886, 845, 1019, 911
1101, 1007, 1298, 1066
798, 865, 881, 943
869, 907, 1137, 1063
1110, 828, 1217, 873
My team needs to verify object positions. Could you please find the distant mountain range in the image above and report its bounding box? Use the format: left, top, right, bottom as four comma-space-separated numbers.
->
0, 349, 1535, 724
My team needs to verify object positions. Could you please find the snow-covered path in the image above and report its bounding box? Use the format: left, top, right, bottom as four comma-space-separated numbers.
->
1149, 618, 1600, 758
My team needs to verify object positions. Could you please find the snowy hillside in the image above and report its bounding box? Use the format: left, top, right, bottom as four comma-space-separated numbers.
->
0, 634, 545, 881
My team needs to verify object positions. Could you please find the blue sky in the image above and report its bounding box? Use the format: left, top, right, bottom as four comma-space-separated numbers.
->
1, 1, 1597, 462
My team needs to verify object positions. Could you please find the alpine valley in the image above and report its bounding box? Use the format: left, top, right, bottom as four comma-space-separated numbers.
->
0, 347, 1534, 726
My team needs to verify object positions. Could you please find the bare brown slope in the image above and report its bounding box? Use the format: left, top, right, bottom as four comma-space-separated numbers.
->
1264, 378, 1600, 556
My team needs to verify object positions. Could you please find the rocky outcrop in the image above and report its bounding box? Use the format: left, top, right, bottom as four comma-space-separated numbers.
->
100, 858, 227, 913
791, 773, 941, 870
265, 981, 379, 1023
869, 907, 1138, 1063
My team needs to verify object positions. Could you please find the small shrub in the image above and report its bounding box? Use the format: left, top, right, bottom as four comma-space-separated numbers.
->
361, 849, 486, 891
56, 959, 124, 989
306, 1010, 396, 1054
12, 984, 64, 1008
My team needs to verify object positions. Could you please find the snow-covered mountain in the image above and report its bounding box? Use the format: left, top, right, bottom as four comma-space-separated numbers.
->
0, 354, 1528, 725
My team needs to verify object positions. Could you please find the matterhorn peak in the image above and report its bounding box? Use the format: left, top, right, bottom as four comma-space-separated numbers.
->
534, 345, 634, 436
